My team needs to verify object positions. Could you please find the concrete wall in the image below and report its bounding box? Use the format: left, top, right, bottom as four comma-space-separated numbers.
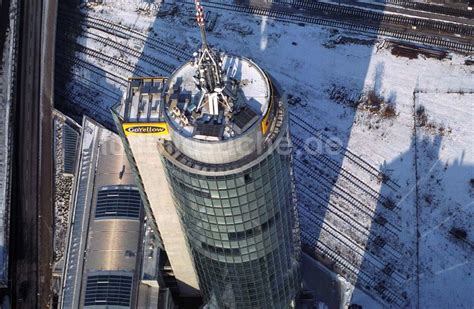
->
126, 135, 201, 297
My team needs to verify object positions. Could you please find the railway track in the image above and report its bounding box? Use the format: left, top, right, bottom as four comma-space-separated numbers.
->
292, 134, 392, 206
58, 36, 143, 76
289, 111, 401, 191
293, 144, 402, 224
295, 171, 407, 256
52, 7, 412, 305
294, 151, 414, 306
383, 0, 474, 19
58, 15, 178, 75
80, 31, 176, 74
283, 0, 474, 36
297, 200, 406, 286
56, 86, 115, 127
73, 42, 150, 76
59, 34, 148, 76
298, 185, 403, 255
55, 69, 122, 102
59, 9, 192, 61
302, 228, 379, 296
57, 57, 410, 274
56, 50, 128, 87
182, 0, 473, 54
60, 86, 110, 117
299, 204, 389, 275
300, 214, 406, 307
62, 55, 127, 87
294, 160, 401, 235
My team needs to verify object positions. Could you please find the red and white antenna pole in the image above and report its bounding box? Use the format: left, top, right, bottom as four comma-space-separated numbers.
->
195, 0, 208, 48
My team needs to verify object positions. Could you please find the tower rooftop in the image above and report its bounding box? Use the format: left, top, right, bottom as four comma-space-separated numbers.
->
164, 54, 271, 142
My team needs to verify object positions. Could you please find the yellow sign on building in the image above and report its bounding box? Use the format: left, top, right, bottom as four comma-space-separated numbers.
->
261, 96, 274, 135
123, 122, 169, 137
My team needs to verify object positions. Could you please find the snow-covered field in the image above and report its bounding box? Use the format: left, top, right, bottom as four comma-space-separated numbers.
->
62, 1, 473, 307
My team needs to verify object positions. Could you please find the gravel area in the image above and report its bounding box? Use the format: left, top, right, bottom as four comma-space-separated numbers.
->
53, 117, 75, 264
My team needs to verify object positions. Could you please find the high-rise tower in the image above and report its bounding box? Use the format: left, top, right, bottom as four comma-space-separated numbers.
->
113, 1, 301, 307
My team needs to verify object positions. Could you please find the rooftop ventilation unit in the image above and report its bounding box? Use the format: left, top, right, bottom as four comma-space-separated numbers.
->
232, 106, 258, 135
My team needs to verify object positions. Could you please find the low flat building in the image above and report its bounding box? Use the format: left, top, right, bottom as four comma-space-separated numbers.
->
60, 117, 175, 308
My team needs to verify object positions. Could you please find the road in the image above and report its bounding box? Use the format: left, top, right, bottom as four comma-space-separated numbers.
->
9, 0, 57, 307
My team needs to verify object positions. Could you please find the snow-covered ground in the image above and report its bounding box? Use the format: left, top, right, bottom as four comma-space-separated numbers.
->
62, 1, 473, 307
414, 92, 473, 309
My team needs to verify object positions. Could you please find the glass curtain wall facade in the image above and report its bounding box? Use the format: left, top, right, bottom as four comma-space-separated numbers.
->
161, 136, 300, 308
111, 43, 301, 306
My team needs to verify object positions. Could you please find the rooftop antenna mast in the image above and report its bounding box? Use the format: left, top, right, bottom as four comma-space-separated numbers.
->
195, 0, 209, 49
194, 0, 232, 115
